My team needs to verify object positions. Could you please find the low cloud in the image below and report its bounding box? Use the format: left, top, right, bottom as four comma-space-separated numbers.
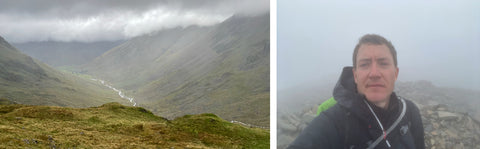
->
0, 0, 269, 43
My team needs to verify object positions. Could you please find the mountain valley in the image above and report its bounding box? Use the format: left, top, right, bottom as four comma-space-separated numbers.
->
82, 14, 270, 126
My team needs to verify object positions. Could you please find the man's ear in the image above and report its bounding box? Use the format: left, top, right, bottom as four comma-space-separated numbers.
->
395, 67, 399, 81
352, 67, 358, 84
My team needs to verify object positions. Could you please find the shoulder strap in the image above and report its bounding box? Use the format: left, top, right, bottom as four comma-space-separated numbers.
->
367, 98, 407, 149
317, 97, 337, 116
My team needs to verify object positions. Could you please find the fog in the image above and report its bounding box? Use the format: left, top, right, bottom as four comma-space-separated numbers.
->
278, 0, 480, 91
0, 0, 269, 43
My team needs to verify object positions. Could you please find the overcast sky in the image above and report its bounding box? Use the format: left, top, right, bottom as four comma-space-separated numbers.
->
0, 0, 269, 43
278, 1, 480, 91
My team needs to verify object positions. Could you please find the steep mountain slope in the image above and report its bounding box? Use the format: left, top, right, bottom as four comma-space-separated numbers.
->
0, 36, 126, 107
83, 14, 270, 126
0, 102, 269, 148
12, 40, 124, 67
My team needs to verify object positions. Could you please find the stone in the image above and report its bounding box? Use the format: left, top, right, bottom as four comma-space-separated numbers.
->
277, 135, 295, 148
424, 124, 433, 132
439, 138, 446, 146
455, 142, 464, 149
433, 123, 440, 129
440, 131, 447, 137
445, 129, 458, 139
437, 111, 458, 121
278, 121, 297, 134
437, 106, 447, 111
427, 110, 434, 115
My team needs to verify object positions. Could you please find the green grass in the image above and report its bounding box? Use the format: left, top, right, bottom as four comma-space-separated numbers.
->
0, 102, 269, 148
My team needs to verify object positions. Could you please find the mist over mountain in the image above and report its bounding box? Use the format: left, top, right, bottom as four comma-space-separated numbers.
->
0, 36, 126, 107
12, 41, 124, 67
82, 13, 270, 126
0, 0, 269, 43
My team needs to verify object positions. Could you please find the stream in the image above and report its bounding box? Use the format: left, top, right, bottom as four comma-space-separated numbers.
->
91, 78, 137, 106
90, 79, 269, 129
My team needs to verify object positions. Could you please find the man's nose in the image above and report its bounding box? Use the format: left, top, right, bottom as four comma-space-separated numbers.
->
368, 64, 381, 79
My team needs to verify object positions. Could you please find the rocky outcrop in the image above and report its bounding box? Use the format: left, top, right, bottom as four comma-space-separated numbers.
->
421, 104, 480, 149
277, 107, 316, 149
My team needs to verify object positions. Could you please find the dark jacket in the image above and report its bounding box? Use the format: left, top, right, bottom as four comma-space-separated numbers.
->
288, 67, 425, 149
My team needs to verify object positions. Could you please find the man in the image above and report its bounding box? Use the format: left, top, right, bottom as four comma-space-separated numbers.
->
288, 34, 425, 149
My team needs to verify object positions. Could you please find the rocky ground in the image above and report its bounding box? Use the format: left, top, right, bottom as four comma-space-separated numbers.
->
277, 107, 316, 149
422, 104, 480, 149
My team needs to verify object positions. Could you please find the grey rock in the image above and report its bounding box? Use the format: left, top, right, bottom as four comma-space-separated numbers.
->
424, 124, 433, 132
277, 134, 295, 149
422, 104, 480, 149
437, 111, 458, 121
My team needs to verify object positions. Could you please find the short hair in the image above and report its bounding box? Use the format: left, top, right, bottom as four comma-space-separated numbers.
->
352, 34, 397, 68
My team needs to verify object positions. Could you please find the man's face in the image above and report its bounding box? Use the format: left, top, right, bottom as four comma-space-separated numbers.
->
353, 44, 399, 104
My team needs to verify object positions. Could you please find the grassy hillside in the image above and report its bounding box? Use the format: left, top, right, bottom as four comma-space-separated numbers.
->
0, 36, 127, 107
0, 102, 269, 148
83, 14, 270, 126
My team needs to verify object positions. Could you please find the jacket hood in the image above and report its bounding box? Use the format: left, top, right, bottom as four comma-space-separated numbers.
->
333, 66, 363, 109
333, 66, 400, 123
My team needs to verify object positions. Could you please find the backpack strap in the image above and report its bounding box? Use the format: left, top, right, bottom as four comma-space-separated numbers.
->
367, 97, 407, 149
317, 97, 337, 116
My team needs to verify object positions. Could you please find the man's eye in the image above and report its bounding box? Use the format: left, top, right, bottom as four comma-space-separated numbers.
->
359, 63, 368, 67
380, 63, 389, 66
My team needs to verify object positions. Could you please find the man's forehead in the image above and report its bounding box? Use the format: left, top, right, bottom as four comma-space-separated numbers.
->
357, 44, 393, 58
358, 57, 390, 61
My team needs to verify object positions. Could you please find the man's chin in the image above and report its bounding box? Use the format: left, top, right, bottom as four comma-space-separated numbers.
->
365, 94, 389, 103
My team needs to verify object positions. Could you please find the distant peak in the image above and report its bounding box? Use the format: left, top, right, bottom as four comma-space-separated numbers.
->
0, 35, 17, 50
0, 35, 6, 44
